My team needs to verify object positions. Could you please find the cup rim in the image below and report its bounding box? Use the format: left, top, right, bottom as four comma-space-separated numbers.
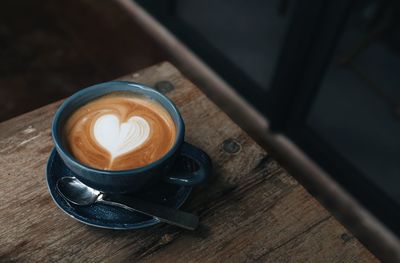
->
51, 81, 184, 175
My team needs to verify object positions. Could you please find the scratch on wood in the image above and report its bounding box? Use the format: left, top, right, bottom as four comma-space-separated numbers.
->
22, 126, 36, 134
0, 133, 42, 154
18, 134, 41, 146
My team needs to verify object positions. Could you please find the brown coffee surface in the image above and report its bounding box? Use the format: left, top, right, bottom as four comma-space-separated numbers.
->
63, 92, 176, 170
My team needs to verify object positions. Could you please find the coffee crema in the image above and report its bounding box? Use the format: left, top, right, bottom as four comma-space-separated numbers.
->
63, 92, 176, 170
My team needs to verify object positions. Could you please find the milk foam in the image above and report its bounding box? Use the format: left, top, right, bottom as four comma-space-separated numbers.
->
64, 93, 176, 170
93, 114, 150, 159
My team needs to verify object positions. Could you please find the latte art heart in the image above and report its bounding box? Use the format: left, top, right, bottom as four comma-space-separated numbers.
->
63, 92, 176, 170
93, 114, 150, 159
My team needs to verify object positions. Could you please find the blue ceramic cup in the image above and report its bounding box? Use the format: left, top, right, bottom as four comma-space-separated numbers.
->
52, 81, 211, 193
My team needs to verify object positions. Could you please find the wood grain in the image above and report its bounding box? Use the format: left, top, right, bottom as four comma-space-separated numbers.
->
0, 62, 377, 262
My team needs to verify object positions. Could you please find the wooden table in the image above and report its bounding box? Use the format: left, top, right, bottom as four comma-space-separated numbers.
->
0, 63, 376, 262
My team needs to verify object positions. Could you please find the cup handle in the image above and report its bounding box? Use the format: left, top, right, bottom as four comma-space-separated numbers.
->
164, 142, 212, 186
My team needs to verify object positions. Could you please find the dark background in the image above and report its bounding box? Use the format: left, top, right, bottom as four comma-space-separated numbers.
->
0, 0, 167, 121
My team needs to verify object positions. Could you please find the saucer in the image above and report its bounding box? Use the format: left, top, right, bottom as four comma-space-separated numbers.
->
46, 149, 192, 230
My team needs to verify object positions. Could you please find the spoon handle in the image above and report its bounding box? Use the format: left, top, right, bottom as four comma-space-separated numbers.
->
99, 194, 199, 230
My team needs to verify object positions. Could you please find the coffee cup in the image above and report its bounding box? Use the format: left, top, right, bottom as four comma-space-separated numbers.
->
52, 81, 211, 193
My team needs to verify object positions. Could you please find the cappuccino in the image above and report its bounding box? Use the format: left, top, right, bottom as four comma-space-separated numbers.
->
62, 92, 176, 170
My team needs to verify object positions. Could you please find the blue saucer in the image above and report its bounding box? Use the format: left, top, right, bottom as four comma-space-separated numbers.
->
46, 149, 192, 230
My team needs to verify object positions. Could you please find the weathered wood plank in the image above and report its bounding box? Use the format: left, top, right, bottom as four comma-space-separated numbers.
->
0, 62, 376, 262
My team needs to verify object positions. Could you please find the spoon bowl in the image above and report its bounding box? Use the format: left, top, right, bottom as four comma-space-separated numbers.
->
57, 176, 100, 206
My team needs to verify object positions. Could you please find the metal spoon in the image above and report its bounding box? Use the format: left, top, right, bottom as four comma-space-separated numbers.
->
56, 176, 199, 230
